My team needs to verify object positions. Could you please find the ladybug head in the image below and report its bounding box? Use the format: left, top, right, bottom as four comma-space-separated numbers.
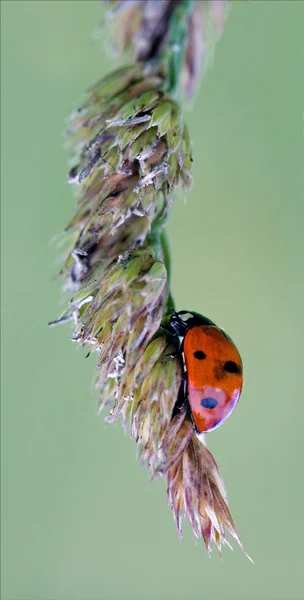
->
168, 310, 215, 337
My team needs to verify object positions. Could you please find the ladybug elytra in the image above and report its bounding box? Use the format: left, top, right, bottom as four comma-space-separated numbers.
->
168, 311, 243, 438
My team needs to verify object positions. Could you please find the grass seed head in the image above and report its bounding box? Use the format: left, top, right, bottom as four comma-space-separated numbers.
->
62, 65, 192, 286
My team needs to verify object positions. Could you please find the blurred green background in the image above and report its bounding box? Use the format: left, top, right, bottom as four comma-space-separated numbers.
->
1, 1, 303, 599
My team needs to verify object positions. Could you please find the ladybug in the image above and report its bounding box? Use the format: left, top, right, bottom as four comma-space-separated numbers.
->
168, 311, 243, 437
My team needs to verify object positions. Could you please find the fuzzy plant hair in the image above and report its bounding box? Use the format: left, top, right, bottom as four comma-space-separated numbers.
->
51, 0, 252, 561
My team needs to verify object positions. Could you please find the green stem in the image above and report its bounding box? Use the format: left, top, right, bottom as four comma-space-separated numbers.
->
160, 230, 172, 284
149, 2, 194, 316
149, 222, 171, 279
162, 231, 176, 315
148, 223, 175, 319
162, 0, 194, 98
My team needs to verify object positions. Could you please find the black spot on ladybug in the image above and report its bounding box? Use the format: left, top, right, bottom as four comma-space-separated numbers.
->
200, 397, 217, 409
224, 361, 241, 374
194, 350, 206, 360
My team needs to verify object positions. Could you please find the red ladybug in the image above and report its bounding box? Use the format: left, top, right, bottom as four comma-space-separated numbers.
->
168, 311, 243, 437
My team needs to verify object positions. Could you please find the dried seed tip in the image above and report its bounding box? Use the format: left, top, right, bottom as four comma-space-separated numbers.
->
63, 64, 192, 286
106, 1, 178, 62
105, 1, 229, 98
183, 0, 230, 98
164, 423, 252, 560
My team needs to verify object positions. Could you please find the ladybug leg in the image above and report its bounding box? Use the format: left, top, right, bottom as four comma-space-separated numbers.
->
159, 323, 177, 339
159, 324, 170, 333
159, 324, 182, 355
182, 371, 188, 403
165, 349, 180, 358
165, 340, 182, 357
173, 371, 188, 415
